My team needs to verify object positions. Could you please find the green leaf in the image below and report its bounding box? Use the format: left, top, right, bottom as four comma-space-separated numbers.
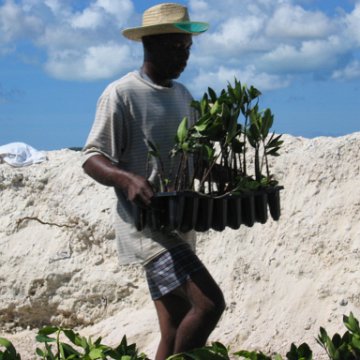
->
297, 343, 312, 358
227, 83, 237, 103
260, 109, 273, 139
62, 329, 78, 345
59, 342, 66, 360
351, 336, 360, 350
61, 342, 82, 357
36, 347, 45, 357
89, 347, 105, 359
0, 338, 20, 360
248, 85, 262, 100
181, 142, 190, 151
266, 147, 281, 156
37, 326, 59, 336
176, 117, 189, 144
44, 342, 56, 360
234, 350, 256, 359
203, 144, 215, 160
35, 334, 57, 343
286, 343, 312, 360
234, 349, 272, 360
145, 139, 160, 157
344, 312, 360, 334
208, 87, 217, 103
210, 100, 221, 115
267, 134, 283, 148
0, 339, 13, 350
200, 95, 209, 115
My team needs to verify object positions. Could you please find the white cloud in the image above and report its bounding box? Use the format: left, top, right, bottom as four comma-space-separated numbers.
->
189, 0, 208, 13
332, 60, 360, 80
189, 0, 274, 25
44, 42, 132, 80
344, 3, 360, 46
70, 0, 133, 30
202, 15, 269, 55
1, 0, 360, 86
96, 0, 133, 23
0, 0, 137, 80
259, 35, 344, 73
187, 65, 291, 97
71, 7, 104, 29
43, 0, 63, 15
0, 0, 43, 43
266, 4, 333, 39
191, 0, 345, 74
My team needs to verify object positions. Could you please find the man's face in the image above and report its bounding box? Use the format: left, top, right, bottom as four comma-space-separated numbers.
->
146, 33, 193, 80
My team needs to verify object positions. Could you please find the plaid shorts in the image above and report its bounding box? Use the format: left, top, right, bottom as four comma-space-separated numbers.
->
144, 243, 205, 300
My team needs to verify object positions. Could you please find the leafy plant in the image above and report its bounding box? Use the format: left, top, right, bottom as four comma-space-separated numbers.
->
247, 105, 283, 182
316, 312, 360, 360
234, 349, 278, 359
234, 342, 312, 360
170, 116, 199, 191
0, 337, 21, 360
146, 139, 169, 192
2, 313, 360, 360
285, 343, 312, 360
167, 342, 230, 360
35, 326, 148, 360
146, 78, 283, 195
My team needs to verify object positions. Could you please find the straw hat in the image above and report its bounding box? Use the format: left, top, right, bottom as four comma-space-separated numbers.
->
122, 3, 209, 41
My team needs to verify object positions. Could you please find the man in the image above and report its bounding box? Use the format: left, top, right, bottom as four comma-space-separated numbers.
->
82, 4, 225, 359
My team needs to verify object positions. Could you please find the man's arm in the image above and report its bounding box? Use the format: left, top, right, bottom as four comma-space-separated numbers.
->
83, 154, 154, 206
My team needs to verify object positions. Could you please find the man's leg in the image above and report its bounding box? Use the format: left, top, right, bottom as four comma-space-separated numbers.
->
153, 292, 191, 360
173, 267, 225, 352
154, 267, 225, 359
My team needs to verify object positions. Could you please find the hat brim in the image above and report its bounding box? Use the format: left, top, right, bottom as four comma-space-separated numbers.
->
122, 22, 209, 42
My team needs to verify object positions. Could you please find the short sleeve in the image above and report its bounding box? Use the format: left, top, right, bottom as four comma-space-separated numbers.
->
83, 88, 129, 165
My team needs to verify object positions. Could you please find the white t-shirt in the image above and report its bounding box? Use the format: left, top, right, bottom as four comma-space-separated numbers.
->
83, 71, 196, 265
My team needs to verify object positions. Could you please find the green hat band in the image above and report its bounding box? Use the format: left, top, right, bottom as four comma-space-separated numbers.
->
173, 22, 209, 34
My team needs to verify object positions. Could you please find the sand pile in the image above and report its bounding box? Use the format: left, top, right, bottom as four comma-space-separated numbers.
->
1, 133, 360, 359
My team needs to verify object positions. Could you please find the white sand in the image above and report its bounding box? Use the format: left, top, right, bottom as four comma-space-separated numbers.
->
1, 133, 360, 359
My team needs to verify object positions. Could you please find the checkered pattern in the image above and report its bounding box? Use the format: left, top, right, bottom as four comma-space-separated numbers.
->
144, 244, 205, 300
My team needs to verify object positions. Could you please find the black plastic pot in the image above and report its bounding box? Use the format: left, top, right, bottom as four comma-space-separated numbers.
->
211, 196, 228, 231
195, 195, 213, 232
133, 191, 199, 232
178, 192, 199, 232
133, 186, 283, 232
147, 195, 169, 230
150, 191, 199, 232
254, 191, 268, 224
241, 192, 256, 227
132, 205, 147, 231
267, 186, 283, 221
227, 194, 242, 230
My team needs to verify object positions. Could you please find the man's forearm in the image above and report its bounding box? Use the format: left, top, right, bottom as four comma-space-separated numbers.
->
82, 153, 154, 205
83, 154, 130, 188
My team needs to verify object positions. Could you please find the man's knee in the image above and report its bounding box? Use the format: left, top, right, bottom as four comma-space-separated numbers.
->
212, 290, 226, 318
160, 328, 177, 345
198, 289, 226, 321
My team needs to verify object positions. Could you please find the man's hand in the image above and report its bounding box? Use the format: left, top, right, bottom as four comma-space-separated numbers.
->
122, 173, 154, 206
83, 154, 154, 206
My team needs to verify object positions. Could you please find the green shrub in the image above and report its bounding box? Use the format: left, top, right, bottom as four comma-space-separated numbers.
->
0, 337, 21, 360
35, 326, 148, 360
1, 312, 360, 359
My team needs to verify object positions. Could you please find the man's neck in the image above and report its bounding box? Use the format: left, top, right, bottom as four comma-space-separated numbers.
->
141, 64, 172, 87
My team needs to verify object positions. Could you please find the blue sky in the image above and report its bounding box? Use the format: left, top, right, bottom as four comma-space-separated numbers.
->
1, 0, 360, 150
